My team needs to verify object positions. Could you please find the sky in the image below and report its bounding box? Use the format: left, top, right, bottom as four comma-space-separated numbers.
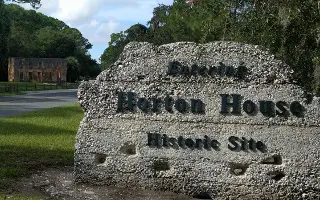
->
18, 0, 174, 62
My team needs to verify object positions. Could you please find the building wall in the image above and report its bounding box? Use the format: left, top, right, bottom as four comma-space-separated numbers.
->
8, 57, 67, 83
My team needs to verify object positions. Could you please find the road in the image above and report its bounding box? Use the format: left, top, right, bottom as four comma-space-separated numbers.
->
0, 89, 78, 118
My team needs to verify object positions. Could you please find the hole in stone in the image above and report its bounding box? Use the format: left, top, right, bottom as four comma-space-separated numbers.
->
192, 192, 212, 199
261, 155, 282, 165
153, 159, 170, 171
229, 163, 249, 176
94, 154, 106, 164
267, 171, 285, 181
120, 142, 136, 155
117, 62, 123, 67
137, 75, 145, 80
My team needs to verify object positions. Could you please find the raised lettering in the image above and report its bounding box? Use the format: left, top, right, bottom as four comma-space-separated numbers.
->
181, 65, 190, 76
162, 134, 169, 147
147, 133, 162, 148
208, 66, 217, 76
290, 101, 303, 117
167, 61, 181, 76
185, 138, 195, 149
175, 99, 187, 113
198, 66, 207, 76
137, 98, 149, 112
211, 140, 220, 151
190, 64, 199, 76
256, 141, 267, 153
220, 94, 241, 114
178, 136, 186, 149
117, 92, 135, 112
151, 97, 161, 112
225, 66, 235, 77
218, 62, 226, 76
203, 135, 211, 150
169, 137, 178, 149
164, 95, 173, 112
243, 100, 256, 115
276, 101, 289, 117
235, 64, 247, 79
241, 137, 249, 151
191, 99, 204, 114
259, 101, 275, 117
228, 136, 241, 152
195, 139, 204, 149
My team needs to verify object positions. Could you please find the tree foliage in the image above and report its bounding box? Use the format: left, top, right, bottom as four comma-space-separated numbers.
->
100, 24, 148, 69
100, 0, 320, 91
0, 3, 101, 82
0, 1, 10, 81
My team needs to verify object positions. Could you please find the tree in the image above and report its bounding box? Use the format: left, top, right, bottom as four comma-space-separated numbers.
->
0, 3, 99, 82
125, 24, 148, 41
226, 0, 320, 90
138, 0, 320, 91
149, 4, 170, 30
32, 27, 77, 58
0, 1, 10, 81
100, 24, 149, 70
67, 56, 80, 82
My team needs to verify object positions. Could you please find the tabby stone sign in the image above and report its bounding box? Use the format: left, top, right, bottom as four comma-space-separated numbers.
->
75, 42, 320, 199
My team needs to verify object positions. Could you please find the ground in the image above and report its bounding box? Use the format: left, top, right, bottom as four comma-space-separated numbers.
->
6, 167, 197, 200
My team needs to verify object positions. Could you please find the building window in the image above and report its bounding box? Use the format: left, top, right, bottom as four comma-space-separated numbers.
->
49, 72, 52, 81
38, 72, 41, 81
20, 72, 24, 80
29, 72, 33, 80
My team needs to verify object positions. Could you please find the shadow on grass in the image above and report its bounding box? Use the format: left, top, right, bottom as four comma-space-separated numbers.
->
11, 104, 84, 119
0, 104, 84, 136
0, 145, 74, 190
0, 120, 78, 136
0, 92, 27, 97
0, 104, 83, 190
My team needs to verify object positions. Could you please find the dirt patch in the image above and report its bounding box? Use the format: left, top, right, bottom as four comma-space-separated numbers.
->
7, 167, 198, 200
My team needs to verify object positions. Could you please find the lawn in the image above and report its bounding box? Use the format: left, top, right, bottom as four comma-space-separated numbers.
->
0, 103, 83, 190
0, 82, 79, 95
0, 91, 26, 97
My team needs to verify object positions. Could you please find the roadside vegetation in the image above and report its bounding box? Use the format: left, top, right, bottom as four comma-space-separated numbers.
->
0, 194, 39, 200
0, 82, 79, 96
0, 104, 83, 190
0, 91, 26, 97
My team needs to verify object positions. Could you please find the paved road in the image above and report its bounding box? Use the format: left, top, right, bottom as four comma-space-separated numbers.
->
0, 89, 78, 118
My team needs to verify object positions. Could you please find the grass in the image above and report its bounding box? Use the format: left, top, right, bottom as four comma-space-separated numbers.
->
0, 103, 83, 190
0, 194, 39, 200
0, 91, 27, 97
0, 82, 78, 94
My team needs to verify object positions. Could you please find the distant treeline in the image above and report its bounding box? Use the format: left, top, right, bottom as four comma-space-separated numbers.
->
0, 1, 101, 82
100, 0, 320, 92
